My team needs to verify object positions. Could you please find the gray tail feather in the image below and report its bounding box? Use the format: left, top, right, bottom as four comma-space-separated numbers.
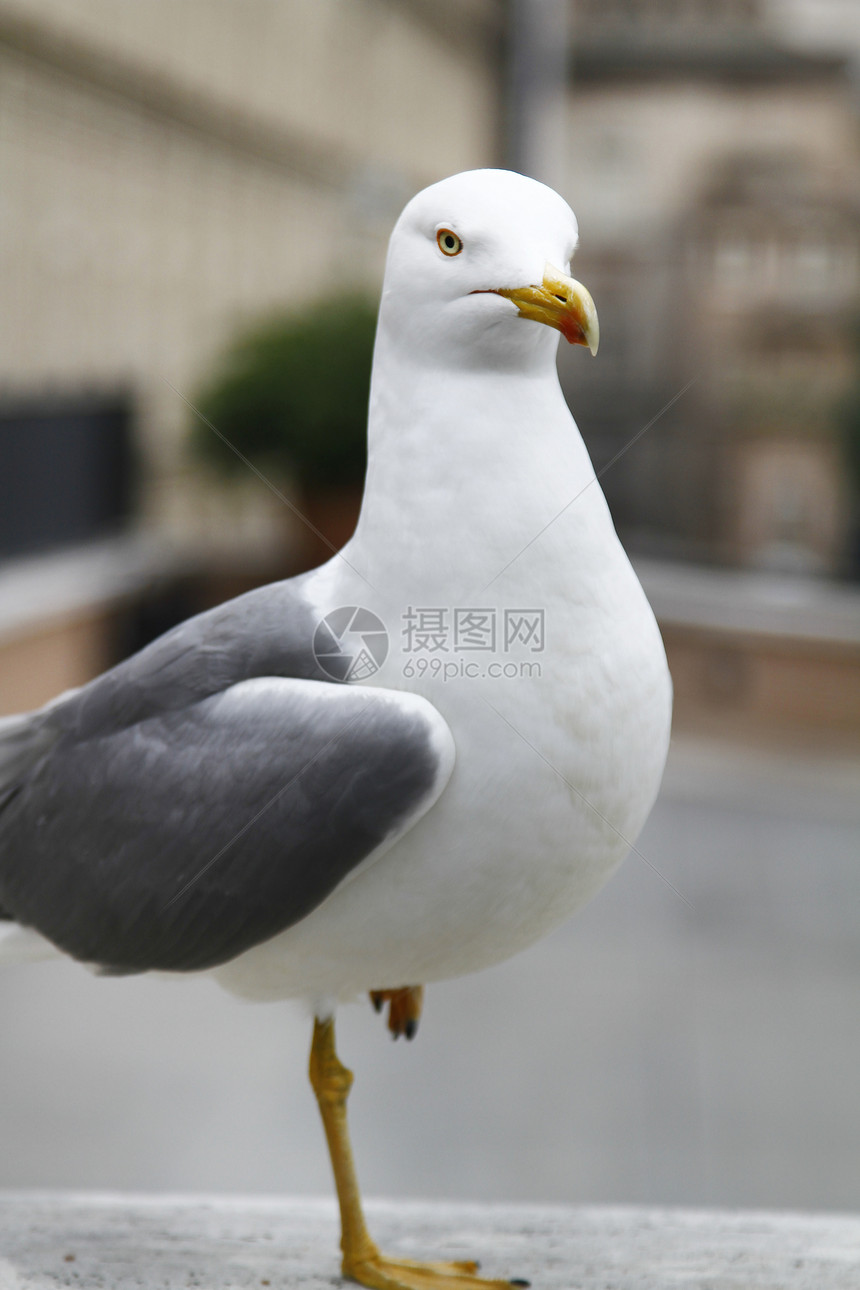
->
0, 711, 56, 812
0, 713, 60, 930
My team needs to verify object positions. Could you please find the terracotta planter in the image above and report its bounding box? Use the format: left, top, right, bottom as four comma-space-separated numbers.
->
293, 483, 363, 572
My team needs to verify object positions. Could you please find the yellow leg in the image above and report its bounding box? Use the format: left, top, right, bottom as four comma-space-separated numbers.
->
308, 1016, 527, 1290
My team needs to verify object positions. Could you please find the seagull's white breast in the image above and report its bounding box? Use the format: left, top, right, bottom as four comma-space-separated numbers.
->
214, 486, 671, 1005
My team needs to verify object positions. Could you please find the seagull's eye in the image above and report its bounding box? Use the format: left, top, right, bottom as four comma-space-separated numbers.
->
436, 228, 463, 257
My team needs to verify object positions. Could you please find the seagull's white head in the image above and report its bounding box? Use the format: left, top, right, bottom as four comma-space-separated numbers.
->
376, 168, 598, 375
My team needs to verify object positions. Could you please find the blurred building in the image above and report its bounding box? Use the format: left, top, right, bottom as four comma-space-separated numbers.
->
564, 0, 860, 574
0, 0, 501, 710
0, 0, 858, 736
0, 0, 500, 560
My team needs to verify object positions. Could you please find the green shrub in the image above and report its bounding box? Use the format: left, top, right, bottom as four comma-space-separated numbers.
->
190, 295, 377, 489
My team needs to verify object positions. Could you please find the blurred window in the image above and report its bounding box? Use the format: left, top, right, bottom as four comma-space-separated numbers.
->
714, 235, 755, 290
0, 397, 133, 560
794, 240, 833, 295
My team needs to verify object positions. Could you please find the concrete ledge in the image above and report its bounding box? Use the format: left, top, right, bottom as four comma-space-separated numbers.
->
1, 1193, 859, 1288
0, 537, 175, 642
632, 558, 860, 737
633, 559, 860, 646
0, 536, 180, 717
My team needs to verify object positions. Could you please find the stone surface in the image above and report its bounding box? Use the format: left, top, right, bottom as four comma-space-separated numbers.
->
0, 1194, 859, 1289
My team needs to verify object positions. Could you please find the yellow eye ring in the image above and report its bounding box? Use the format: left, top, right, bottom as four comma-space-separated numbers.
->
436, 228, 463, 257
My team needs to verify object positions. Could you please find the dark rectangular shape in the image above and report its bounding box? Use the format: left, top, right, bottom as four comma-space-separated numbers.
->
0, 397, 133, 559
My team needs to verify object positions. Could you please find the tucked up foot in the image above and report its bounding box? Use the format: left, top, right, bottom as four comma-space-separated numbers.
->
344, 1249, 529, 1290
369, 985, 424, 1039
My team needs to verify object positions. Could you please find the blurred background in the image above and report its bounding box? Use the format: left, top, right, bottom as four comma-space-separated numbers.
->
1, 0, 859, 1215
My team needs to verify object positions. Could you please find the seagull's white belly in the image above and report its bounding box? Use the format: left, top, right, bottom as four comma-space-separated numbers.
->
214, 555, 672, 1005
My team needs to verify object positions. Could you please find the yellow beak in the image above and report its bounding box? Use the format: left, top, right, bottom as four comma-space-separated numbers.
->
493, 263, 599, 355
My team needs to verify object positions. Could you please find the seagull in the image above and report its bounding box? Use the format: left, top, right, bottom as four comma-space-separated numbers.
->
0, 169, 672, 1288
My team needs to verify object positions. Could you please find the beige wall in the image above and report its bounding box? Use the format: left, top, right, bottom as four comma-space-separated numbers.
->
0, 608, 118, 715
0, 0, 497, 180
0, 0, 500, 551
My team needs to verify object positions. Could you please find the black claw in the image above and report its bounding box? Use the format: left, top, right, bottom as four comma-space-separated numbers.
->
371, 993, 384, 1013
509, 1280, 530, 1287
404, 1019, 417, 1040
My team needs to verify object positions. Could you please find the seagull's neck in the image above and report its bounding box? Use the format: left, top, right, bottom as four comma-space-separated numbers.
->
347, 333, 615, 601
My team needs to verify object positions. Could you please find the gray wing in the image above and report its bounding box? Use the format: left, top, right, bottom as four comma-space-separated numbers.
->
63, 569, 332, 738
0, 676, 453, 973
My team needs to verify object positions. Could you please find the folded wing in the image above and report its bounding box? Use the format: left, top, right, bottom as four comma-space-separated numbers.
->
0, 677, 453, 973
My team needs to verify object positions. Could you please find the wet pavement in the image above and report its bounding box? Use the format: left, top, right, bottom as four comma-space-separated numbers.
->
1, 733, 858, 1211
